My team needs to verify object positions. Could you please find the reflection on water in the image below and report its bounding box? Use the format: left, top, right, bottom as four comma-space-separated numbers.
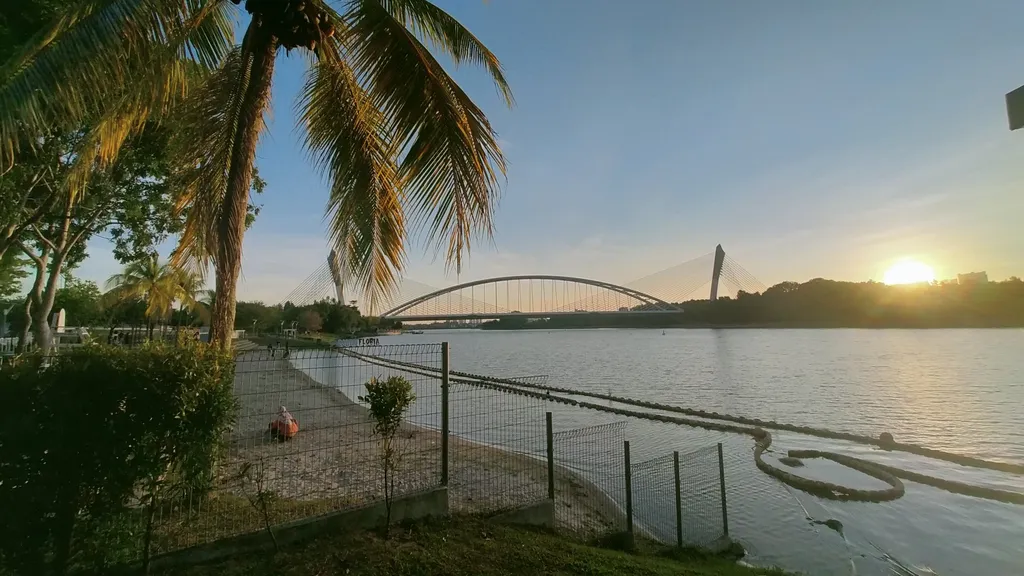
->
301, 329, 1024, 575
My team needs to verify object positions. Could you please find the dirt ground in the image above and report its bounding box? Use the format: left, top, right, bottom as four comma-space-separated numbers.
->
223, 353, 621, 536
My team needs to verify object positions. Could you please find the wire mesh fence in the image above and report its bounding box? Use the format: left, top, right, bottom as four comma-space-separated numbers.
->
676, 444, 729, 547
552, 422, 628, 538
632, 453, 678, 543
549, 422, 728, 548
631, 445, 728, 548
147, 344, 445, 557
447, 378, 549, 514
103, 339, 730, 562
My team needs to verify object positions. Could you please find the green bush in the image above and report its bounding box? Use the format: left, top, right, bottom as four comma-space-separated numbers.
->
359, 375, 415, 538
0, 339, 236, 575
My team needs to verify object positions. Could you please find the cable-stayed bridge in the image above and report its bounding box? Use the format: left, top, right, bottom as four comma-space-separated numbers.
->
281, 245, 765, 322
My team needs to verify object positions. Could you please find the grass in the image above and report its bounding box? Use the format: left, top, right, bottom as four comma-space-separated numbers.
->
160, 515, 785, 576
150, 492, 357, 555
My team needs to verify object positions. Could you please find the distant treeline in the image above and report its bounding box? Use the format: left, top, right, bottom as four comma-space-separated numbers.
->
237, 299, 402, 336
480, 277, 1024, 330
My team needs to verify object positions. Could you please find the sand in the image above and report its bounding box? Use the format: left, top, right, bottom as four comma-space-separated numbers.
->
222, 352, 620, 536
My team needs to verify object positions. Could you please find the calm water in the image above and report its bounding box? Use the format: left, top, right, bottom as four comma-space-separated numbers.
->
304, 329, 1024, 575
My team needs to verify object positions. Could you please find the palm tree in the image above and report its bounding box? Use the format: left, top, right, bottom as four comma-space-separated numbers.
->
1, 2, 512, 351
105, 254, 194, 339
193, 289, 217, 325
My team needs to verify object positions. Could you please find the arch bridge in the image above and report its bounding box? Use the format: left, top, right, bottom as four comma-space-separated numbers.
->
380, 275, 682, 322
280, 244, 767, 317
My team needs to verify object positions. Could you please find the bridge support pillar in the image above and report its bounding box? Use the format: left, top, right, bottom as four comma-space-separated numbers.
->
328, 250, 345, 304
709, 244, 726, 301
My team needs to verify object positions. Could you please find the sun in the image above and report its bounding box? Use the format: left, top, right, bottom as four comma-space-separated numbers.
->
883, 259, 935, 285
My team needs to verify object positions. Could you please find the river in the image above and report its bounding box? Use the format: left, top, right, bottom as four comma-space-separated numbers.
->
305, 328, 1024, 575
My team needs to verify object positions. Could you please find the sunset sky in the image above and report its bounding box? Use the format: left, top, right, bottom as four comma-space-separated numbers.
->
74, 0, 1024, 303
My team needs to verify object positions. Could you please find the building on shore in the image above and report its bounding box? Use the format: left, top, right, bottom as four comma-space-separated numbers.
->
957, 271, 989, 285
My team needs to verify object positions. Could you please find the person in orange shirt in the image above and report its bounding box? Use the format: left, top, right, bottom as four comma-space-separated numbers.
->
269, 405, 299, 441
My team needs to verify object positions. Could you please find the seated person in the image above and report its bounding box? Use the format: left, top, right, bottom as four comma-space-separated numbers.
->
269, 405, 299, 441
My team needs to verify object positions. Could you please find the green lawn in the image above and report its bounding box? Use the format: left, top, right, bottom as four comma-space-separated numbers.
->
162, 516, 785, 576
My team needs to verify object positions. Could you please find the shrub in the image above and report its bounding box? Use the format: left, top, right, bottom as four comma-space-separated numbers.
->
358, 375, 415, 537
0, 338, 236, 575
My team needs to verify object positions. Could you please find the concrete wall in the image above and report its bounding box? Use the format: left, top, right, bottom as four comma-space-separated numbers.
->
489, 499, 555, 528
151, 487, 448, 570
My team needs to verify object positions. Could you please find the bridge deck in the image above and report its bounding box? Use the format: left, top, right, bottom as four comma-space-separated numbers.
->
384, 309, 684, 322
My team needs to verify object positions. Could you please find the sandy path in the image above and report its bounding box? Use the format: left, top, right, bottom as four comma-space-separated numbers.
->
223, 353, 620, 536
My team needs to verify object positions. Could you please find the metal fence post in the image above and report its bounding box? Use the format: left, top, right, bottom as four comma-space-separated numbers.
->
546, 412, 555, 500
717, 442, 729, 537
441, 342, 450, 486
624, 440, 633, 537
674, 450, 683, 548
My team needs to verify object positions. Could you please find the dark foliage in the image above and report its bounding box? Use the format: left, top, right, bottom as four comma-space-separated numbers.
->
0, 340, 236, 575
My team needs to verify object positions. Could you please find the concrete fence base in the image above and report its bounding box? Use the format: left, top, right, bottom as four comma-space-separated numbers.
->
151, 487, 449, 570
489, 499, 555, 528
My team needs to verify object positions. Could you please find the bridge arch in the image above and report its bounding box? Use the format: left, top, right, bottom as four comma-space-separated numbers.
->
381, 274, 680, 318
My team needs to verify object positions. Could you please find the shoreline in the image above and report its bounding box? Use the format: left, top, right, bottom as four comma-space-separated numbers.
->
224, 351, 622, 536
479, 323, 1024, 330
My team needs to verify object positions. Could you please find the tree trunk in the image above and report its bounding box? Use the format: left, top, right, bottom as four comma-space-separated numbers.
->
30, 249, 66, 355
16, 295, 32, 352
18, 247, 49, 353
209, 27, 278, 351
32, 313, 52, 354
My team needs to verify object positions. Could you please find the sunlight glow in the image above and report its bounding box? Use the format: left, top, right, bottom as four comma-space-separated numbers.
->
883, 260, 935, 285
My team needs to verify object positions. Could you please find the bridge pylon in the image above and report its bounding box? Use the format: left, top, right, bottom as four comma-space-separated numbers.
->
709, 244, 726, 301
327, 249, 345, 304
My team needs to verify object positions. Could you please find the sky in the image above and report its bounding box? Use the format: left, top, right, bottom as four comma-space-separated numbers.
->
75, 0, 1024, 305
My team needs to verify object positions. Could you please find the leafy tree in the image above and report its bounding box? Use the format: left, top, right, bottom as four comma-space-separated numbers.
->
358, 375, 415, 537
296, 309, 323, 333
12, 125, 180, 352
1, 1, 513, 352
52, 276, 103, 327
322, 301, 361, 334
0, 249, 29, 301
0, 1, 63, 263
234, 300, 282, 333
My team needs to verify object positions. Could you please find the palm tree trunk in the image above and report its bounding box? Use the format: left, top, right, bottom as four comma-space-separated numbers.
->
209, 27, 278, 351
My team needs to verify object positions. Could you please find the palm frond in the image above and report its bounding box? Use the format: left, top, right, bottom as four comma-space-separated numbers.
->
300, 44, 405, 312
105, 253, 193, 321
169, 46, 252, 272
377, 0, 514, 106
339, 0, 509, 274
63, 3, 236, 193
0, 0, 235, 169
